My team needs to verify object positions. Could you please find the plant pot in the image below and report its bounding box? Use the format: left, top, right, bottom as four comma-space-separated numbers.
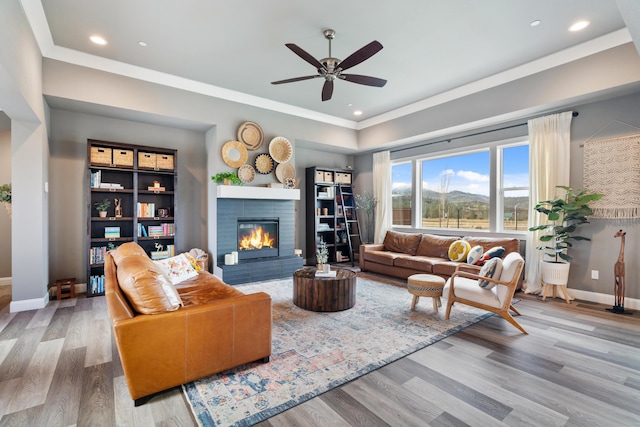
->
540, 261, 571, 285
98, 211, 108, 218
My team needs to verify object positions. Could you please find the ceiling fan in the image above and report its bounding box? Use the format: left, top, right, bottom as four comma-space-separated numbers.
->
271, 29, 387, 102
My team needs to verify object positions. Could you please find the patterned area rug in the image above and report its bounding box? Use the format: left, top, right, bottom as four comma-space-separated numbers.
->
183, 272, 492, 426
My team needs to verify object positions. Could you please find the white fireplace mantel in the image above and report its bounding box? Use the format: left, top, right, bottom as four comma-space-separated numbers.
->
216, 185, 300, 200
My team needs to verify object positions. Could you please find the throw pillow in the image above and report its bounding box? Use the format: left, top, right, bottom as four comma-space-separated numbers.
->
476, 246, 505, 266
467, 245, 484, 265
154, 253, 199, 285
478, 257, 503, 289
448, 239, 471, 262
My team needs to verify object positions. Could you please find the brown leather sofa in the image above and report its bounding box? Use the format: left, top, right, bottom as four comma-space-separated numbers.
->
360, 230, 522, 286
104, 242, 272, 405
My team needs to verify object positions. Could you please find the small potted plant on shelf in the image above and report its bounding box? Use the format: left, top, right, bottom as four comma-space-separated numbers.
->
316, 239, 329, 273
94, 199, 111, 218
338, 230, 348, 244
211, 172, 243, 186
528, 185, 603, 287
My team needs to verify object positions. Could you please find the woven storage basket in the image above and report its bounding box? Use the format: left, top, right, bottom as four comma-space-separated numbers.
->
112, 149, 134, 167
138, 152, 157, 169
157, 154, 174, 171
90, 147, 112, 165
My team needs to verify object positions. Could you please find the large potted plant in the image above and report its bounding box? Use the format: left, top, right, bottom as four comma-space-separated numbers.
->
529, 185, 603, 286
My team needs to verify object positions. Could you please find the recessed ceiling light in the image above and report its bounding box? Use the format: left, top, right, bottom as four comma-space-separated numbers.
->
354, 110, 363, 116
90, 35, 107, 45
530, 20, 541, 27
138, 41, 148, 47
569, 20, 590, 32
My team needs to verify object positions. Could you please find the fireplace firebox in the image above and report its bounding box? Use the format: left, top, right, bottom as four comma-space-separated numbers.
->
237, 219, 279, 260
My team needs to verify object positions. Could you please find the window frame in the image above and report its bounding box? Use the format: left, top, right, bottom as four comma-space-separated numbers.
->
390, 137, 528, 235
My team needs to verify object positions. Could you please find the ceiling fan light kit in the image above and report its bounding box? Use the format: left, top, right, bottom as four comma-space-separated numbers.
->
271, 29, 387, 101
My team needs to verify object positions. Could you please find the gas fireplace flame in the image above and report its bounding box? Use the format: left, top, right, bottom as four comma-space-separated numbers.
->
239, 226, 275, 251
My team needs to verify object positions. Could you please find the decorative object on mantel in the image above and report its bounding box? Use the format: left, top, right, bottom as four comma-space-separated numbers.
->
237, 121, 264, 151
584, 133, 640, 218
269, 136, 293, 163
211, 172, 243, 186
275, 162, 296, 183
608, 229, 633, 315
254, 153, 275, 174
237, 164, 256, 184
221, 140, 248, 168
0, 183, 11, 219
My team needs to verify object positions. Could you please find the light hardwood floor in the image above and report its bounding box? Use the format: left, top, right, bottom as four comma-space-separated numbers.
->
0, 284, 639, 426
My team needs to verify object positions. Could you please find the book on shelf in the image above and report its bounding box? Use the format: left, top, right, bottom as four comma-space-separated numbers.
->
89, 246, 107, 265
147, 186, 165, 191
90, 170, 102, 188
98, 182, 124, 189
89, 275, 105, 295
137, 223, 148, 237
104, 226, 121, 238
136, 202, 155, 218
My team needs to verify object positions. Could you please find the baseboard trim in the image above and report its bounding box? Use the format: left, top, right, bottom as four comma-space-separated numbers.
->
570, 288, 639, 310
10, 293, 49, 313
0, 277, 11, 285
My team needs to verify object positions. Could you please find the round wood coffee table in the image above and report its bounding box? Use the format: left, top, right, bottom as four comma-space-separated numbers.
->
293, 267, 357, 312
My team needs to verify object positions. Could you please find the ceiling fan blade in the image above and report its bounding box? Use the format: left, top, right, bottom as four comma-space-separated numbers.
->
271, 75, 320, 85
340, 74, 387, 87
285, 43, 325, 70
337, 40, 383, 71
322, 80, 334, 101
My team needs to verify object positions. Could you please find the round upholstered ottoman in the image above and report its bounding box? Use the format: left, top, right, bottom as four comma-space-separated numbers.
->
407, 274, 446, 313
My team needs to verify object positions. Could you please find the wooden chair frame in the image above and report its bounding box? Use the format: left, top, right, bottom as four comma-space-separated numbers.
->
444, 258, 527, 334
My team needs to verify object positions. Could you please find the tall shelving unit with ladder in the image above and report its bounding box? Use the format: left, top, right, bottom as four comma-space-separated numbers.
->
305, 167, 362, 267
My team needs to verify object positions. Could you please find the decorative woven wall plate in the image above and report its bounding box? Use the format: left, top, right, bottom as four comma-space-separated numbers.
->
275, 162, 296, 183
269, 137, 292, 163
237, 121, 264, 151
222, 140, 248, 168
237, 164, 256, 184
254, 153, 275, 174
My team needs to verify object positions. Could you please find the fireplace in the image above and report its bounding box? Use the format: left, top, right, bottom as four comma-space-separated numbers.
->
237, 218, 279, 260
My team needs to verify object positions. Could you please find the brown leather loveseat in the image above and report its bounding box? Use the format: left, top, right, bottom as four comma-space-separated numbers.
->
104, 242, 272, 405
360, 230, 522, 285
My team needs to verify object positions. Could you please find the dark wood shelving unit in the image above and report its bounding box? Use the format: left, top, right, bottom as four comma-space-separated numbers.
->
86, 139, 177, 296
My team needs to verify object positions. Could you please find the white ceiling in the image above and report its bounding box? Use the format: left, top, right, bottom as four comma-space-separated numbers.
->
23, 0, 632, 127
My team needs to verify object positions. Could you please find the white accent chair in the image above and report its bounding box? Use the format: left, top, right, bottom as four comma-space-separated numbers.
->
443, 252, 527, 334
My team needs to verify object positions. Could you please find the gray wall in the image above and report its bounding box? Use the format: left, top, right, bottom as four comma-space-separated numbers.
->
48, 109, 207, 283
354, 91, 640, 300
0, 129, 10, 277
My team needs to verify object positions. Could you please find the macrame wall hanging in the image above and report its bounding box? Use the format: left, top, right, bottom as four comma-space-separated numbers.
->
583, 133, 640, 219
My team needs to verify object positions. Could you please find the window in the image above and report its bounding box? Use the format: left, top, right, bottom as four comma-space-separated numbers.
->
421, 150, 490, 230
500, 143, 529, 232
391, 162, 412, 226
391, 139, 529, 233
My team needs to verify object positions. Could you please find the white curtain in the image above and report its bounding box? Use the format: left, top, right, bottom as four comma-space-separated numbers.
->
373, 150, 391, 243
525, 111, 573, 293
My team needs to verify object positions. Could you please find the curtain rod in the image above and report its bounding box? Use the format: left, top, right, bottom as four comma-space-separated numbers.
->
391, 111, 579, 154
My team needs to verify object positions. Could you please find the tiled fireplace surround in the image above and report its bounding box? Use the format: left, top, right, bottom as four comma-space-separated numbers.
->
216, 194, 303, 285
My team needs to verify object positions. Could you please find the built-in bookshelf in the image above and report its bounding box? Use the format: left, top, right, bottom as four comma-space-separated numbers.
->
86, 139, 177, 297
305, 167, 361, 267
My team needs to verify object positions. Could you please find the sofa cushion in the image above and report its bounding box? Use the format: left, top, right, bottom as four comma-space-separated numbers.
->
393, 255, 436, 273
478, 257, 503, 289
467, 245, 484, 265
111, 242, 183, 314
174, 271, 245, 307
448, 239, 471, 262
465, 237, 519, 258
363, 249, 399, 266
153, 253, 199, 284
383, 230, 423, 255
416, 234, 460, 258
